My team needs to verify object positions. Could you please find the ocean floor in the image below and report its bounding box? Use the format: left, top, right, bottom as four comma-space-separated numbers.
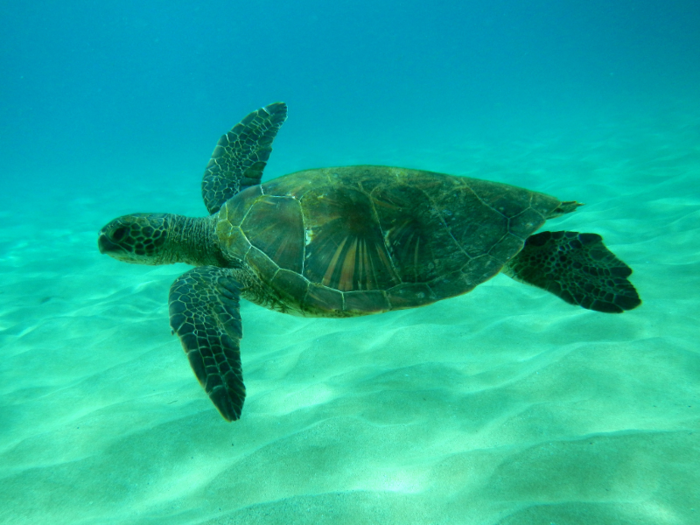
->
1, 105, 699, 525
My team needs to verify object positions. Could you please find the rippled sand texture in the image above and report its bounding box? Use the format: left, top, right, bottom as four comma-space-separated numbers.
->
1, 107, 699, 525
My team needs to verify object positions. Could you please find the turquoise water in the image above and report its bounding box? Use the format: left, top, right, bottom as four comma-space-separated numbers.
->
1, 2, 699, 524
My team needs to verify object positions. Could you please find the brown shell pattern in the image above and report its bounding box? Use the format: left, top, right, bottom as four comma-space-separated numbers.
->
219, 166, 562, 315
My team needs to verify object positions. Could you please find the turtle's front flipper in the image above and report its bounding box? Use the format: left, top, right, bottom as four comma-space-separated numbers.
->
202, 102, 288, 214
169, 266, 245, 421
504, 231, 641, 313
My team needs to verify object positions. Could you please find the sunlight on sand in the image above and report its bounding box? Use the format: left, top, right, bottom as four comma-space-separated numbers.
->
1, 106, 699, 525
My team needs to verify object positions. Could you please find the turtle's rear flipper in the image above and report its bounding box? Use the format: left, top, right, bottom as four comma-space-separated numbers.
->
504, 231, 641, 313
169, 266, 245, 421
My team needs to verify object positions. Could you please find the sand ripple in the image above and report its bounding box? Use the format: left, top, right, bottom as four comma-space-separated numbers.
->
1, 109, 699, 525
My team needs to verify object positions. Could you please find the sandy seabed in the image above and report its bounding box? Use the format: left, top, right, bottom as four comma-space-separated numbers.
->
1, 107, 699, 525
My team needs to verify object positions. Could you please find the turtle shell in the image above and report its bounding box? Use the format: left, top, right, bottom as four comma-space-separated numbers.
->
216, 166, 562, 316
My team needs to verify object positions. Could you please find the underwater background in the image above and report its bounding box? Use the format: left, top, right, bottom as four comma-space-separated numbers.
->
1, 1, 699, 523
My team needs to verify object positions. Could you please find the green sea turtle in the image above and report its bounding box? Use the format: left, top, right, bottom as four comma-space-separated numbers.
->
98, 102, 641, 421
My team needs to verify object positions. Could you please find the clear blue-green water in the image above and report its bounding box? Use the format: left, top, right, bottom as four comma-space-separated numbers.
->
1, 2, 699, 524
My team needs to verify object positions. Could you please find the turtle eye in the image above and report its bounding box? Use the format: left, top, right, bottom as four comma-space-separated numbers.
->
112, 226, 128, 241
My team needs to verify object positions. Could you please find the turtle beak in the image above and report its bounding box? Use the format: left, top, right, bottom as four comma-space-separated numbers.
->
98, 233, 123, 254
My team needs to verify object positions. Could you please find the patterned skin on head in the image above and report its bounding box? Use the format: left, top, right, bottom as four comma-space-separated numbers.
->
98, 214, 170, 265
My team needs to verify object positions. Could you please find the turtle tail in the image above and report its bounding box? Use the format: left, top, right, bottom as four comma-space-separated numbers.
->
503, 231, 641, 313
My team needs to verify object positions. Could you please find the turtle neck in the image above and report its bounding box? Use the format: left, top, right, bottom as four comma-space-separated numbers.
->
168, 214, 228, 267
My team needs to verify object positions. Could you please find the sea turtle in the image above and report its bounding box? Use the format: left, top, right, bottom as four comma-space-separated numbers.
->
98, 102, 641, 421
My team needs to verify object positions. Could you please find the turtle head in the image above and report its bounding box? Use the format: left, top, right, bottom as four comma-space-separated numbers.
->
98, 214, 172, 265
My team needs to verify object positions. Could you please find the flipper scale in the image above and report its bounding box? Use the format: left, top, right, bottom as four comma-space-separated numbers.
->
504, 231, 641, 313
201, 102, 288, 214
169, 266, 245, 421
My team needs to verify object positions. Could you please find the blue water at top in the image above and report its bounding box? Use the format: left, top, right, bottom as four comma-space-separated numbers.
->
1, 0, 698, 207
